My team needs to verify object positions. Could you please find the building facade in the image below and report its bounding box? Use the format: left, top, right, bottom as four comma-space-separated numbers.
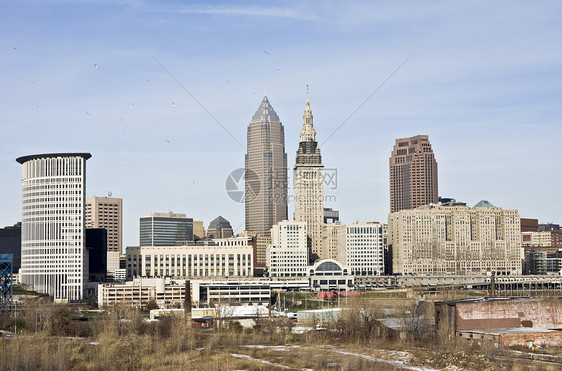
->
308, 259, 354, 292
16, 153, 91, 301
294, 99, 325, 260
0, 223, 21, 273
98, 277, 186, 309
266, 221, 308, 277
126, 237, 254, 279
323, 222, 342, 261
388, 201, 522, 275
522, 231, 553, 247
337, 222, 385, 276
522, 229, 562, 250
193, 220, 206, 240
435, 298, 562, 347
206, 216, 233, 239
245, 96, 288, 236
192, 280, 271, 307
389, 135, 438, 213
324, 208, 339, 224
85, 228, 107, 282
520, 218, 539, 232
85, 196, 122, 274
139, 212, 193, 246
255, 235, 271, 270
524, 249, 562, 275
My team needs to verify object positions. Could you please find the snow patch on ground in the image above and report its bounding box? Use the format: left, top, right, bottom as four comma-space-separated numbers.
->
240, 344, 301, 351
327, 348, 439, 371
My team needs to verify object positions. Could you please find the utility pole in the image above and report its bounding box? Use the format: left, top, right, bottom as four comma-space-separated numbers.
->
184, 280, 191, 320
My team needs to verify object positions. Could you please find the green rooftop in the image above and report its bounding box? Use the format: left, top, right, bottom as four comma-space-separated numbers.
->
473, 200, 495, 208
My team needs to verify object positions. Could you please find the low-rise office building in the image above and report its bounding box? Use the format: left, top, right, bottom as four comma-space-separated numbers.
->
191, 280, 271, 307
97, 277, 186, 309
126, 237, 254, 279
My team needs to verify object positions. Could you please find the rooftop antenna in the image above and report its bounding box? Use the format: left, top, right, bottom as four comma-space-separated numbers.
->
307, 84, 309, 98
107, 191, 112, 197
264, 86, 267, 97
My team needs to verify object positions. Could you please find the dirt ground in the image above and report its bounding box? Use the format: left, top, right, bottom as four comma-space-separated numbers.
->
137, 341, 562, 370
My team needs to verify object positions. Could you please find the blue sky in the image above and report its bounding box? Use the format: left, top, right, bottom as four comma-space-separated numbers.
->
1, 0, 561, 248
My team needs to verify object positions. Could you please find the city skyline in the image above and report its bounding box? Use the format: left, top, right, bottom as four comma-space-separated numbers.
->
2, 1, 562, 248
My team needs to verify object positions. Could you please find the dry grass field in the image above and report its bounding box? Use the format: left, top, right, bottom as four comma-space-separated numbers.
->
0, 295, 560, 370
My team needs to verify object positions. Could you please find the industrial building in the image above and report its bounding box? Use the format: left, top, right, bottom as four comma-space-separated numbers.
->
435, 297, 562, 347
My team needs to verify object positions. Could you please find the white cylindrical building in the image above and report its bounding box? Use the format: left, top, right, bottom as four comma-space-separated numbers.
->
16, 153, 91, 302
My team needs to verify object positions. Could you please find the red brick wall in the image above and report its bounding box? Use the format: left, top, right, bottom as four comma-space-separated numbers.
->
520, 218, 538, 232
456, 299, 562, 331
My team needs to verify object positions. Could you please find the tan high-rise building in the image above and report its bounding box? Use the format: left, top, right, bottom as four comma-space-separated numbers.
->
85, 196, 123, 253
245, 96, 288, 236
389, 135, 438, 213
388, 201, 522, 275
85, 196, 123, 275
294, 99, 324, 259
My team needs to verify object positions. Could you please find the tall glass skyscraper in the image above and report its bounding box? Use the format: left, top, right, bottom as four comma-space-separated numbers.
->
245, 96, 288, 236
139, 213, 193, 246
16, 153, 91, 302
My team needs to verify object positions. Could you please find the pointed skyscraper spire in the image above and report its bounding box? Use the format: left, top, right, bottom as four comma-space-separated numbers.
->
296, 99, 321, 165
300, 98, 316, 142
251, 96, 280, 123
